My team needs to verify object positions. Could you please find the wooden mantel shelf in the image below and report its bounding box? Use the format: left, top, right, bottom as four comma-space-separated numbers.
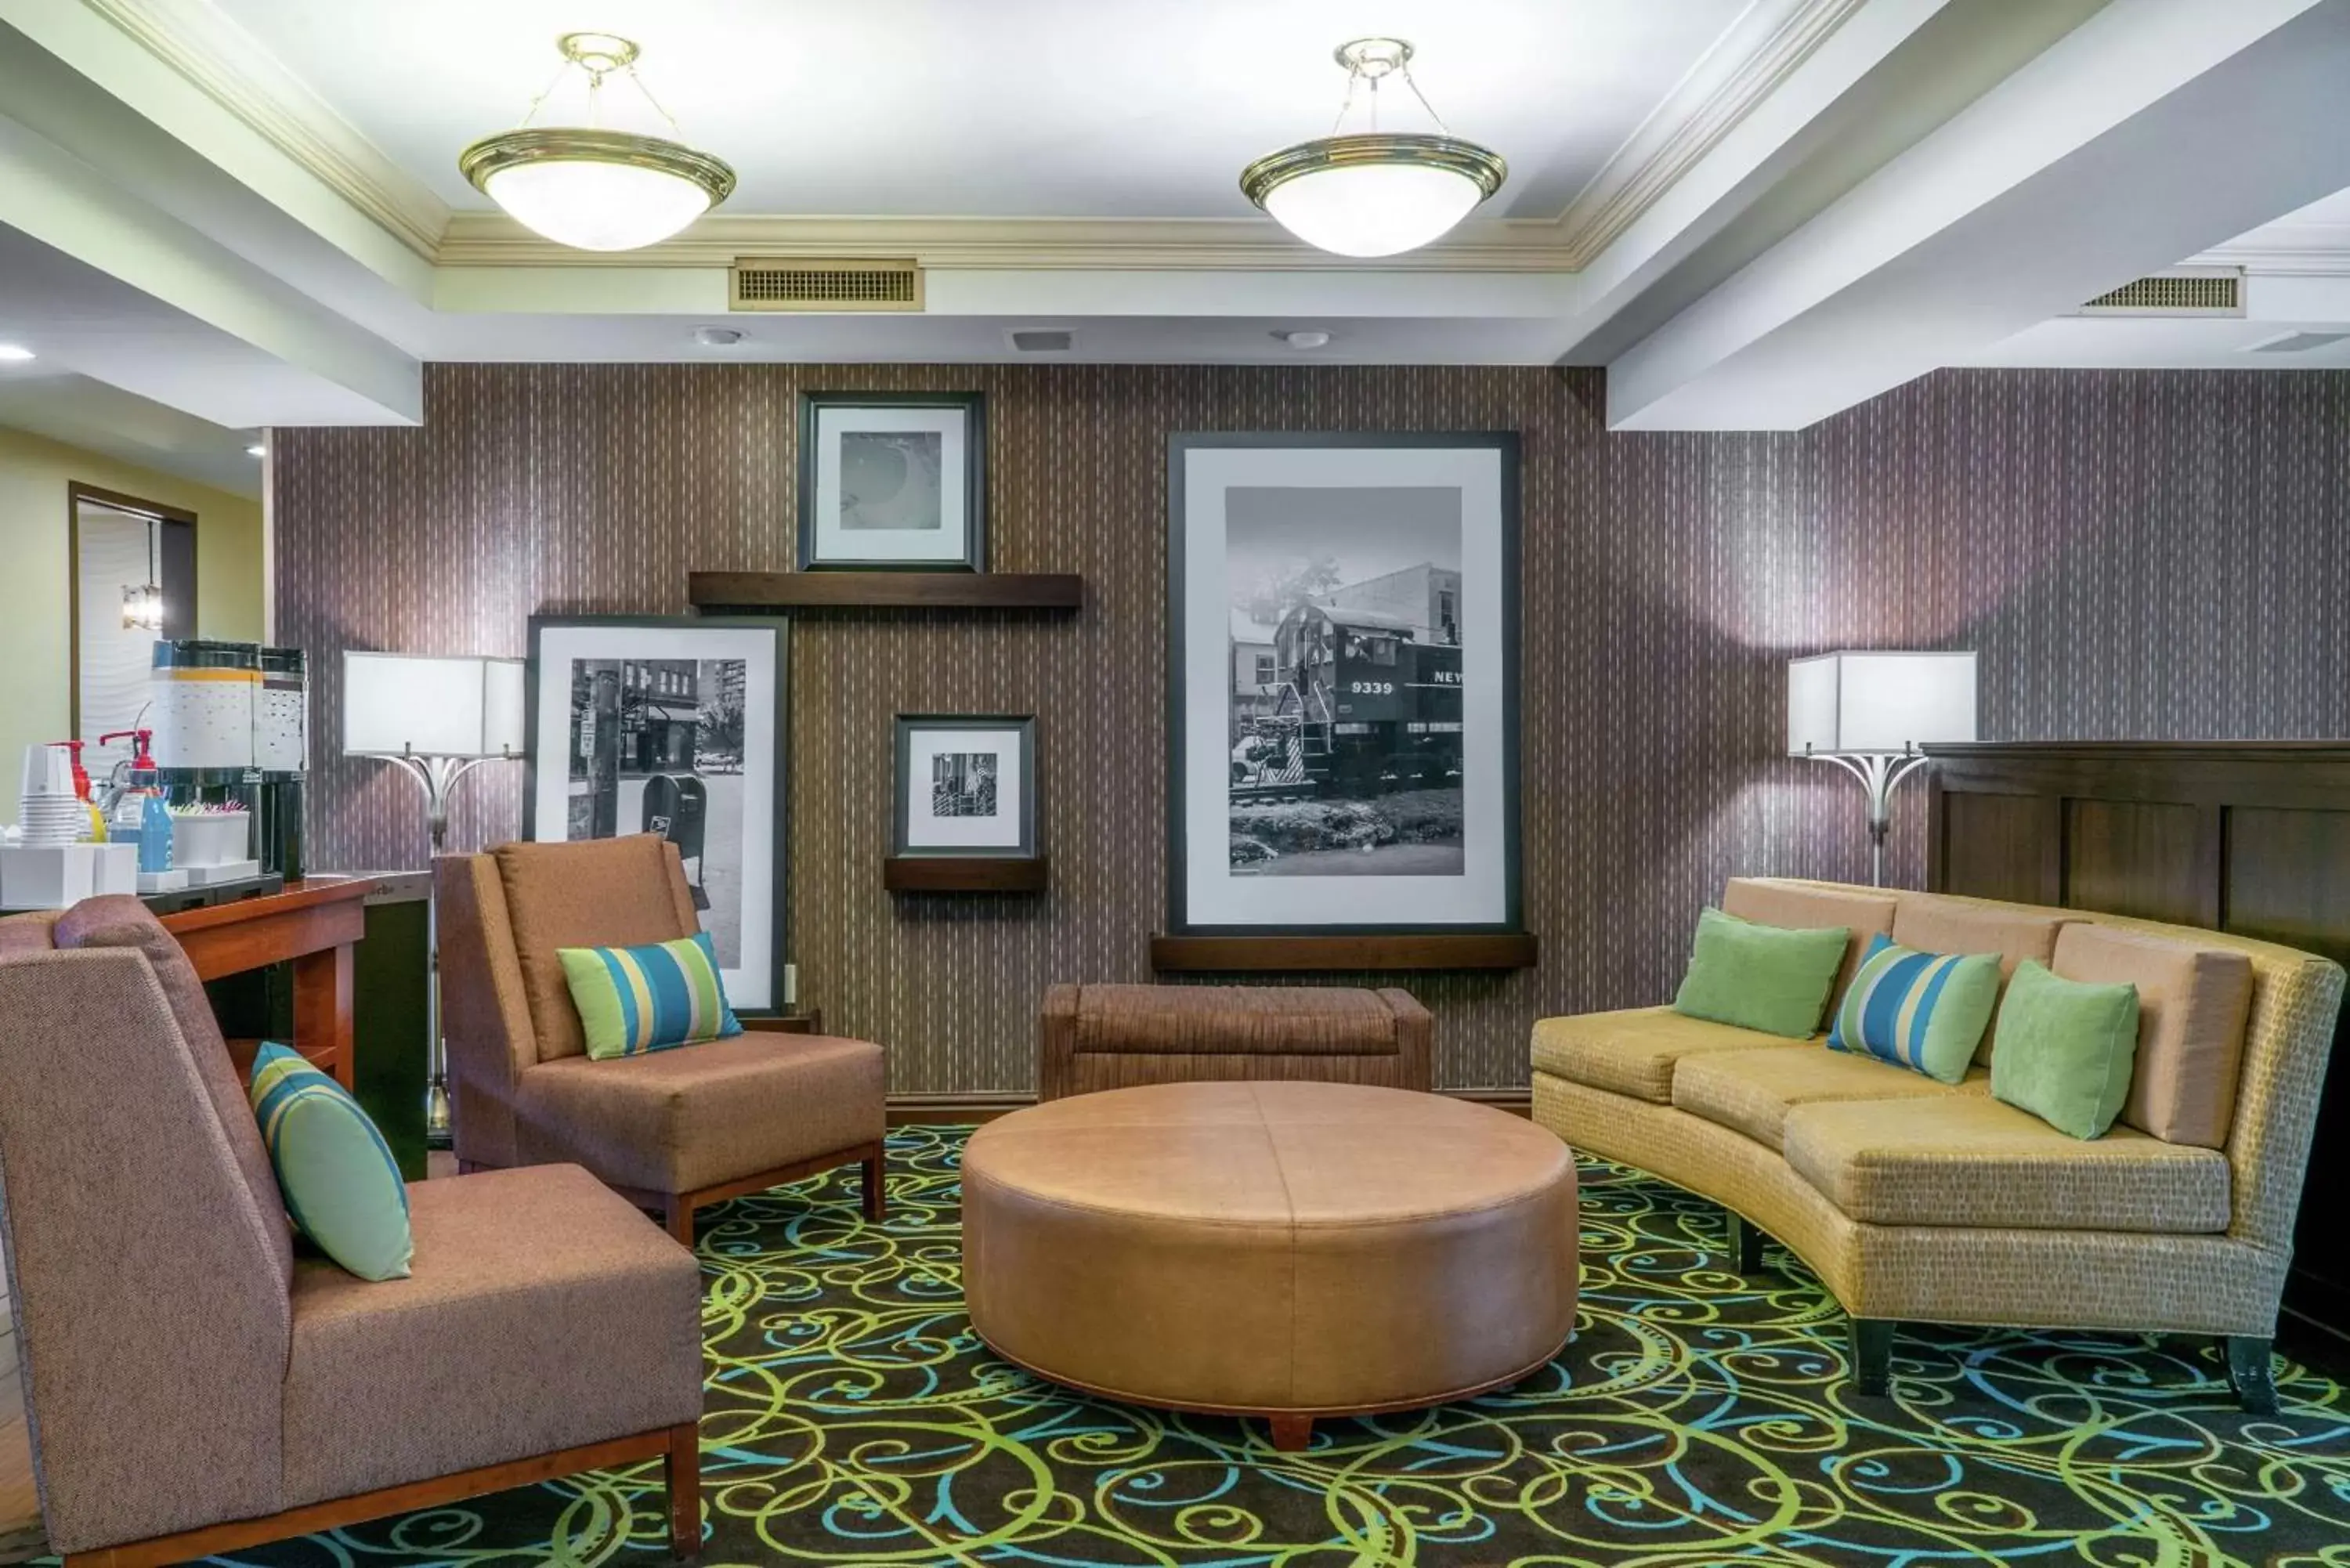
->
1151, 932, 1538, 972
884, 856, 1050, 893
690, 570, 1083, 611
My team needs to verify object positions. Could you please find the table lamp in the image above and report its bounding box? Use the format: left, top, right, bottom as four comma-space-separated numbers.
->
343, 651, 526, 1146
1787, 650, 1977, 887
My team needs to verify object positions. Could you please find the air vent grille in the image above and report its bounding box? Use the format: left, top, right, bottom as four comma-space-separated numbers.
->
2077, 270, 2243, 316
730, 258, 923, 312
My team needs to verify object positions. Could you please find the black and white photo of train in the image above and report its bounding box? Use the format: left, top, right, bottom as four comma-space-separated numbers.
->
1225, 486, 1466, 876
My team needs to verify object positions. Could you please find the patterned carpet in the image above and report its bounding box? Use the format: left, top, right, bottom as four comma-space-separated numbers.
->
208, 1125, 2348, 1568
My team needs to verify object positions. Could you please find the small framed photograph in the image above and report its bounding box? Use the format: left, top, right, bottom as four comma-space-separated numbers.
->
798, 391, 986, 571
893, 715, 1036, 858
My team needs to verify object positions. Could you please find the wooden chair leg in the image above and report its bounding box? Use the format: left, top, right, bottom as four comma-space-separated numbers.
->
1848, 1317, 1895, 1396
663, 1422, 701, 1562
2226, 1335, 2278, 1415
1726, 1210, 1766, 1274
665, 1198, 696, 1247
862, 1147, 888, 1223
1267, 1413, 1313, 1452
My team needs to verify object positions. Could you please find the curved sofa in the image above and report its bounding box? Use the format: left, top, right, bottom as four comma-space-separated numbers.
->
1531, 877, 2344, 1411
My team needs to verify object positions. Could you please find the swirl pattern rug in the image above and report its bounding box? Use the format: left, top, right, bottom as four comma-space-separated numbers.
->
220, 1125, 2348, 1568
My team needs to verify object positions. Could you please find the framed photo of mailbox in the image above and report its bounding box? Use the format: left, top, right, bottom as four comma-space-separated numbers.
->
1166, 432, 1520, 935
893, 714, 1037, 859
523, 615, 788, 1012
798, 390, 986, 571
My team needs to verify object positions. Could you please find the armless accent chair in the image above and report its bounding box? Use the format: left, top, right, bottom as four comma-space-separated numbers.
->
0, 898, 704, 1568
436, 836, 888, 1242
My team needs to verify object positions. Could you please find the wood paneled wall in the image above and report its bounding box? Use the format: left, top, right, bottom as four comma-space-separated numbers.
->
274, 365, 2350, 1093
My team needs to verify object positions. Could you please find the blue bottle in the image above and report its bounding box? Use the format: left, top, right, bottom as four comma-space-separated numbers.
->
139, 790, 175, 874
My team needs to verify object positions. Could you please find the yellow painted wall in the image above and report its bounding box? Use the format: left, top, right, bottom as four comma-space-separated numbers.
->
0, 428, 264, 821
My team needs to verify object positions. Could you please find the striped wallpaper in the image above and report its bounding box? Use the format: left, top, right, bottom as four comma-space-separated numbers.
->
274, 364, 2350, 1093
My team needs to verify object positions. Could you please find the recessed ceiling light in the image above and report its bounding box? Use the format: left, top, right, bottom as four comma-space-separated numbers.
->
0, 344, 34, 362
1274, 330, 1332, 349
694, 326, 744, 346
246, 444, 266, 457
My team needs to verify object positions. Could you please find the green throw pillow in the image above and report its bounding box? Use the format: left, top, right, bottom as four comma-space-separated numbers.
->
559, 931, 743, 1060
1827, 934, 2002, 1084
249, 1042, 412, 1281
1989, 960, 2141, 1139
1672, 907, 1849, 1039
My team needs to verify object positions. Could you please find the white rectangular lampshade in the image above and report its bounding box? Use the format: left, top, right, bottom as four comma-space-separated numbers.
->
1788, 650, 1977, 756
342, 651, 527, 758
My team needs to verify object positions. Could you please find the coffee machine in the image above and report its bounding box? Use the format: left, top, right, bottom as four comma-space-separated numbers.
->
145, 638, 308, 878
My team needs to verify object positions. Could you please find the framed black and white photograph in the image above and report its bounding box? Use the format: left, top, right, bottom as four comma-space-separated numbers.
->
798, 391, 986, 571
524, 616, 787, 1010
893, 714, 1036, 859
1168, 432, 1520, 934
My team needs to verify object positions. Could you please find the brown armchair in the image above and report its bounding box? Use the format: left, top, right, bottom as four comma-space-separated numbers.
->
0, 898, 703, 1568
436, 835, 887, 1241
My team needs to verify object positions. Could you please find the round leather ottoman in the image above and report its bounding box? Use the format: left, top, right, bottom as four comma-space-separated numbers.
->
961, 1080, 1578, 1449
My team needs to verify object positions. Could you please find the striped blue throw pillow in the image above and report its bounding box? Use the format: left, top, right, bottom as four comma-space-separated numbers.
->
558, 931, 743, 1060
1826, 934, 2002, 1085
249, 1042, 413, 1281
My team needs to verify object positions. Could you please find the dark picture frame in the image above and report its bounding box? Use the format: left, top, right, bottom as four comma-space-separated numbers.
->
892, 714, 1038, 859
1166, 431, 1522, 937
797, 390, 988, 572
522, 615, 790, 1012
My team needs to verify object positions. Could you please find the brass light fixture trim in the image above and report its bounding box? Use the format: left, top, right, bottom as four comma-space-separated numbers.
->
1239, 38, 1506, 216
458, 32, 736, 221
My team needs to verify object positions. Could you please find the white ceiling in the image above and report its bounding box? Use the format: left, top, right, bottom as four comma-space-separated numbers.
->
206, 0, 1747, 220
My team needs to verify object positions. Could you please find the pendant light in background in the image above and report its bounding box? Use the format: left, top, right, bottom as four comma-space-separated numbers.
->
1241, 38, 1506, 258
121, 518, 162, 632
460, 33, 736, 252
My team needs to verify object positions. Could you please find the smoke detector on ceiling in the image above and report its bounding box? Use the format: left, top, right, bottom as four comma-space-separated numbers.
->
1009, 329, 1075, 353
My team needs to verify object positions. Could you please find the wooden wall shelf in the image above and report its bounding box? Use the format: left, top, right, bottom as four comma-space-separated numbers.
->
885, 857, 1050, 893
1150, 932, 1538, 972
691, 571, 1083, 611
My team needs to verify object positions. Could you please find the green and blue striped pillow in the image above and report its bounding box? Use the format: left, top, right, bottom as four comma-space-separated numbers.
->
1826, 934, 2001, 1085
559, 931, 742, 1060
249, 1042, 413, 1281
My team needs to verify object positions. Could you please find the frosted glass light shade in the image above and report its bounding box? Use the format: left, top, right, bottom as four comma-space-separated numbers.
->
1788, 651, 1977, 756
480, 159, 714, 251
1262, 161, 1486, 258
343, 652, 526, 759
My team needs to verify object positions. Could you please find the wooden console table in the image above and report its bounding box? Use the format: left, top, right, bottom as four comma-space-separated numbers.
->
160, 877, 373, 1089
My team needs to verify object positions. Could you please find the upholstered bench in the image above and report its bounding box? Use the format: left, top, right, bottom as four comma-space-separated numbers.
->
1038, 982, 1431, 1100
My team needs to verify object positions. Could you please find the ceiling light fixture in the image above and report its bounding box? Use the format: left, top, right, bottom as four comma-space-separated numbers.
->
1274, 329, 1332, 349
694, 326, 745, 346
460, 33, 736, 253
246, 443, 266, 457
1241, 39, 1505, 259
0, 344, 34, 362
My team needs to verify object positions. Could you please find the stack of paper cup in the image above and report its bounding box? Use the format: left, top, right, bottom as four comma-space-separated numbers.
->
17, 746, 86, 847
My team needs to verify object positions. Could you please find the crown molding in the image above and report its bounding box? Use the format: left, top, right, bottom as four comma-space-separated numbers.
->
1543, 0, 1870, 267
433, 211, 1589, 272
2191, 226, 2350, 277
80, 0, 449, 260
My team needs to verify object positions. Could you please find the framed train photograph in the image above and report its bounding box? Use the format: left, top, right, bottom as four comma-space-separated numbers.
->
1166, 432, 1521, 935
